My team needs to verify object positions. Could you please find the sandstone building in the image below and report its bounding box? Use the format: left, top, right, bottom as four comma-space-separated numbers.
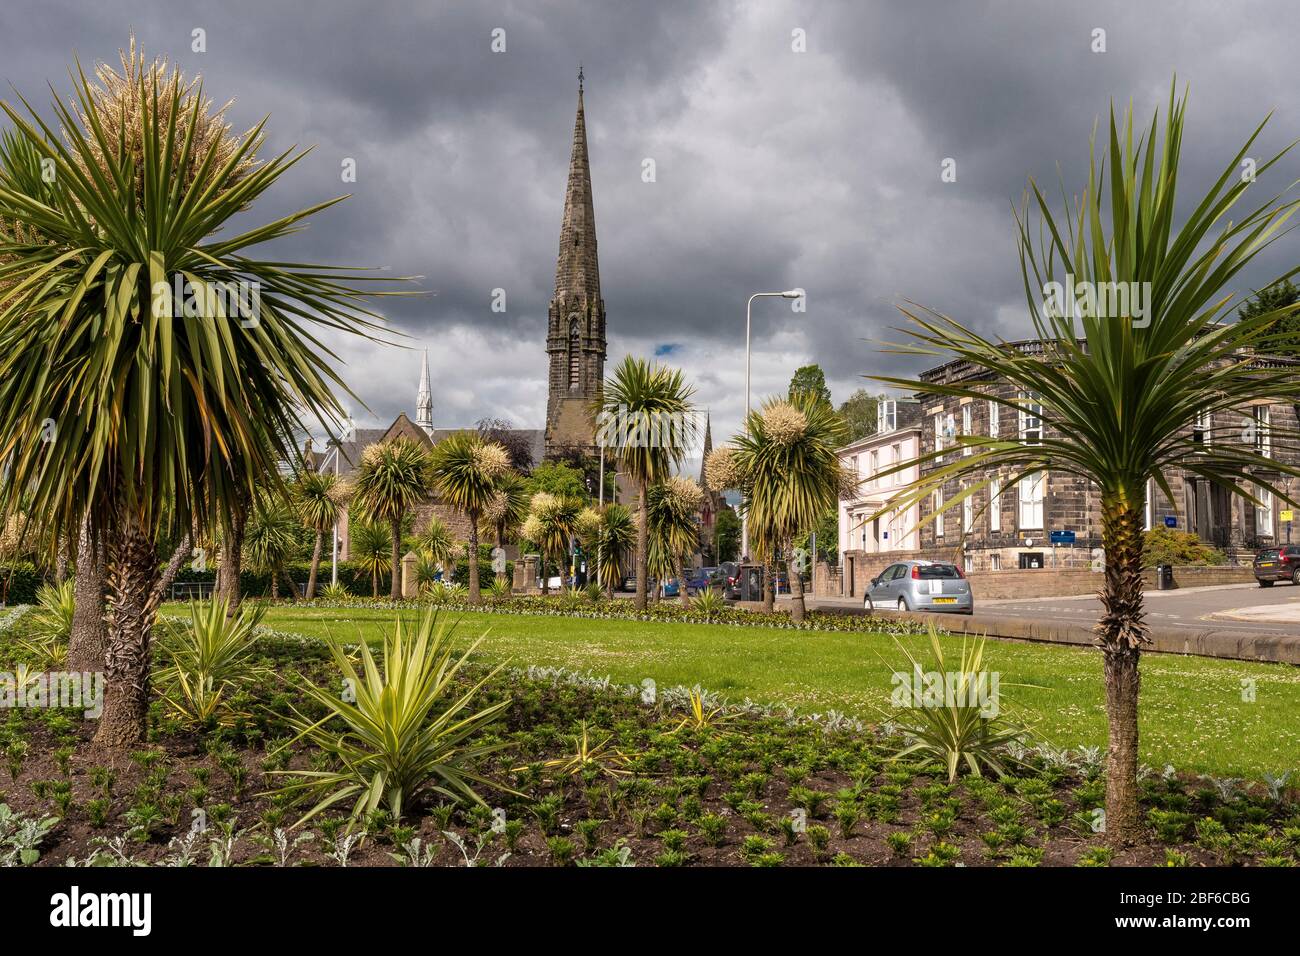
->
836, 340, 1300, 592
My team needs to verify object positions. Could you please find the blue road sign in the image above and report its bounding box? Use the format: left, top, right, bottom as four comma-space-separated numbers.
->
1050, 530, 1076, 545
1164, 516, 1177, 528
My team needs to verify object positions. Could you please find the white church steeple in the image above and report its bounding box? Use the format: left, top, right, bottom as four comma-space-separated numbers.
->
415, 348, 434, 432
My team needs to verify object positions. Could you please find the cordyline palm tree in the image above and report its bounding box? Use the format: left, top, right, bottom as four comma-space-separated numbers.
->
731, 393, 848, 622
244, 497, 300, 599
294, 469, 340, 599
644, 476, 704, 605
350, 520, 391, 598
873, 85, 1300, 845
522, 491, 582, 595
576, 503, 635, 598
352, 439, 429, 601
416, 515, 457, 582
595, 356, 696, 610
481, 469, 528, 583
0, 44, 402, 748
429, 431, 510, 603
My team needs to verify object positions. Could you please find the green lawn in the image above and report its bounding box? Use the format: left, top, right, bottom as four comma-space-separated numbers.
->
230, 604, 1300, 779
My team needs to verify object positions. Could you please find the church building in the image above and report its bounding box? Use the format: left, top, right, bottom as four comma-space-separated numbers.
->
310, 73, 607, 558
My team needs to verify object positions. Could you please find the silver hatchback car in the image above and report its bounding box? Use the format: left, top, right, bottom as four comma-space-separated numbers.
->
864, 559, 973, 615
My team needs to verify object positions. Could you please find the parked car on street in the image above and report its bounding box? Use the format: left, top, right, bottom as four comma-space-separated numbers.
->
863, 560, 973, 614
1253, 545, 1300, 586
684, 566, 723, 594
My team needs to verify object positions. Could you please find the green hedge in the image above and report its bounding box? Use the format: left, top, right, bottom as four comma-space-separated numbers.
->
0, 564, 43, 604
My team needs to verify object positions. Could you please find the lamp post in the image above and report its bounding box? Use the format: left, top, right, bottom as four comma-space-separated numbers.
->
741, 289, 803, 561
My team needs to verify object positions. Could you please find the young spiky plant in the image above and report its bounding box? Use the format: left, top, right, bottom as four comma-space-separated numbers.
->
644, 476, 704, 604
429, 432, 511, 603
522, 492, 582, 596
350, 521, 392, 598
731, 394, 848, 621
294, 470, 341, 599
416, 515, 457, 582
0, 41, 404, 747
352, 439, 430, 601
874, 84, 1300, 844
576, 503, 635, 597
243, 498, 300, 600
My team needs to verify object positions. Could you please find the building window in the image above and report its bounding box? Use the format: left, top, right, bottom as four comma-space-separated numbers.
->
869, 449, 879, 487
990, 552, 1001, 571
988, 399, 1000, 438
1144, 478, 1153, 531
962, 488, 974, 534
1254, 406, 1271, 458
1258, 488, 1274, 537
568, 317, 581, 390
1018, 391, 1042, 445
961, 405, 972, 456
1192, 409, 1211, 450
891, 443, 901, 471
989, 477, 1001, 532
933, 412, 945, 460
877, 400, 896, 434
934, 489, 944, 537
963, 554, 973, 574
1018, 471, 1044, 530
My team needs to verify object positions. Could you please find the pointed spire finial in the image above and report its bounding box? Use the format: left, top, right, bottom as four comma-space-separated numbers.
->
415, 347, 434, 431
578, 62, 584, 92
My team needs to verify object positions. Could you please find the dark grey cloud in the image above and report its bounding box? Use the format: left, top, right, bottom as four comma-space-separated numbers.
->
3, 0, 1298, 456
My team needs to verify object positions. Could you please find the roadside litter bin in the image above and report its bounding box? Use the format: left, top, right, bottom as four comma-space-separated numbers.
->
1156, 564, 1175, 590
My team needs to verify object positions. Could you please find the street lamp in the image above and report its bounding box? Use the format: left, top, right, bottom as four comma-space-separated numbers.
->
741, 289, 803, 560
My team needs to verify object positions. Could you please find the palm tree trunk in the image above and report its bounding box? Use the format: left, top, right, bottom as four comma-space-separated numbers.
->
92, 504, 160, 751
282, 567, 297, 601
635, 480, 649, 611
217, 501, 247, 617
389, 518, 402, 601
786, 537, 806, 622
55, 533, 70, 583
306, 530, 323, 599
372, 565, 379, 598
67, 516, 107, 673
542, 552, 550, 597
1097, 497, 1148, 847
677, 557, 689, 607
148, 533, 192, 608
467, 513, 481, 604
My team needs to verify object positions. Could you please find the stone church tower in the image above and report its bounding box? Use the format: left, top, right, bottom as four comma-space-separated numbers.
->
544, 70, 607, 459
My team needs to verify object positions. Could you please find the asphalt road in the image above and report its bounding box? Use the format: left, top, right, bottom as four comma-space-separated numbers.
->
816, 582, 1300, 635
972, 583, 1300, 634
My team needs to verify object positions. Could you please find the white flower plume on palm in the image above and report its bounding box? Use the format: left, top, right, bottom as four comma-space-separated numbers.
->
761, 401, 808, 447
704, 444, 744, 491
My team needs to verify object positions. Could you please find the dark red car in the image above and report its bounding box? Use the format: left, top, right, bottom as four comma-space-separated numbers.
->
1253, 545, 1300, 586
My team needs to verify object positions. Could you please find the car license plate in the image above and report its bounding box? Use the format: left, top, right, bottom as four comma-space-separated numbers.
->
932, 597, 956, 604
1261, 562, 1276, 568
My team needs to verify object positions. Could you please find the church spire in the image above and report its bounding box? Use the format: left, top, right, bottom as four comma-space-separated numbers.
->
544, 70, 607, 460
415, 348, 433, 430
699, 411, 714, 488
554, 69, 601, 303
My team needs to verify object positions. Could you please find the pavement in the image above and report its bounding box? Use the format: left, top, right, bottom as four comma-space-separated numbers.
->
810, 580, 1300, 665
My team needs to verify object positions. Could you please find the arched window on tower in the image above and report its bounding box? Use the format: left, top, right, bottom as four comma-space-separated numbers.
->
568, 317, 581, 390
